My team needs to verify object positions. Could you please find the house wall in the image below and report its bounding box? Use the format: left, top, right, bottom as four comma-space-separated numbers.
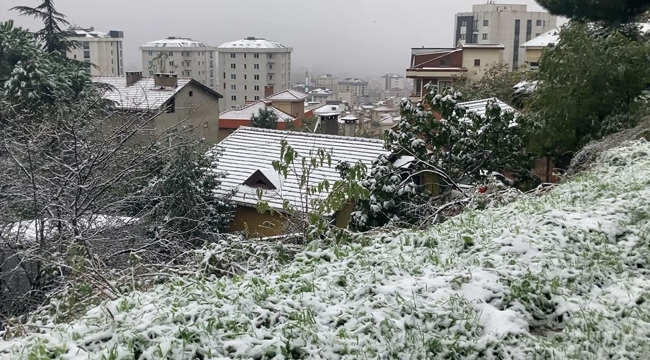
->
524, 48, 543, 65
461, 48, 504, 78
271, 101, 305, 119
229, 206, 287, 237
335, 203, 355, 229
140, 48, 215, 88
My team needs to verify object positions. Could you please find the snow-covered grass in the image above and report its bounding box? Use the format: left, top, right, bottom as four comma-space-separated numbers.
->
2, 141, 650, 359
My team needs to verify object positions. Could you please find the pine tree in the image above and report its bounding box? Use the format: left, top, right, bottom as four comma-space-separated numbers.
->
250, 108, 279, 129
11, 0, 74, 54
535, 0, 650, 25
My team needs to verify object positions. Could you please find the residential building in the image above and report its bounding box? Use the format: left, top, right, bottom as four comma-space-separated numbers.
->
215, 127, 388, 236
218, 101, 298, 141
454, 3, 557, 70
520, 28, 560, 69
66, 27, 124, 76
308, 88, 336, 103
92, 72, 222, 144
265, 89, 309, 119
382, 73, 405, 90
218, 37, 293, 110
406, 43, 505, 101
316, 74, 338, 89
338, 78, 369, 97
140, 37, 216, 88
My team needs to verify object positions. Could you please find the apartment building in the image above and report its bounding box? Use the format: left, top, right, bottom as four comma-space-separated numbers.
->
520, 28, 560, 69
218, 37, 293, 110
454, 3, 557, 70
140, 37, 216, 89
406, 43, 505, 101
66, 27, 124, 76
382, 74, 405, 90
337, 78, 369, 97
316, 74, 338, 89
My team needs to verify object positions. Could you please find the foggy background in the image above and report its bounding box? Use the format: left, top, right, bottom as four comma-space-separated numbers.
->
2, 0, 555, 78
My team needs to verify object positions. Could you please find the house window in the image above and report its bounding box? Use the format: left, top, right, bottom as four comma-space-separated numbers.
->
82, 42, 90, 49
269, 75, 273, 80
168, 52, 173, 56
231, 95, 237, 101
148, 51, 152, 56
149, 70, 154, 75
84, 50, 90, 59
244, 54, 247, 58
254, 53, 260, 58
244, 75, 247, 79
231, 64, 236, 69
189, 91, 194, 97
230, 53, 236, 58
231, 74, 236, 80
169, 61, 174, 66
536, 20, 542, 26
254, 96, 260, 100
268, 54, 274, 59
473, 20, 478, 29
254, 85, 260, 91
536, 33, 541, 37
482, 33, 488, 40
254, 64, 260, 70
474, 59, 481, 66
460, 34, 466, 40
269, 64, 273, 70
254, 75, 260, 80
245, 85, 248, 90
483, 20, 489, 26
472, 34, 478, 43
231, 84, 236, 90
223, 72, 226, 78
461, 20, 467, 27
244, 64, 247, 69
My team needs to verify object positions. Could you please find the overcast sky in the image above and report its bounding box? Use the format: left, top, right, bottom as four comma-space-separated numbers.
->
4, 0, 554, 78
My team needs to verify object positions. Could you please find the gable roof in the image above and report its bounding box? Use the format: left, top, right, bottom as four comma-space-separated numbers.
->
266, 89, 309, 102
91, 77, 222, 110
521, 28, 560, 48
213, 127, 388, 210
219, 101, 295, 122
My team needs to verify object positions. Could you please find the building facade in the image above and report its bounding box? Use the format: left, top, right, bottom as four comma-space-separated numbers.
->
218, 37, 293, 110
520, 28, 560, 69
382, 74, 405, 90
316, 74, 338, 89
337, 78, 369, 96
454, 3, 557, 70
140, 37, 216, 89
66, 27, 124, 76
406, 43, 505, 101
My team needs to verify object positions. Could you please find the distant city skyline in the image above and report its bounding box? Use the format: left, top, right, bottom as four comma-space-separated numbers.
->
3, 0, 563, 78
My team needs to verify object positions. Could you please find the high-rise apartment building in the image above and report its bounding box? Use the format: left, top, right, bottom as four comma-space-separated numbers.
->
218, 37, 293, 110
382, 74, 405, 90
337, 78, 369, 96
140, 37, 216, 89
66, 27, 124, 76
316, 74, 338, 90
454, 3, 557, 69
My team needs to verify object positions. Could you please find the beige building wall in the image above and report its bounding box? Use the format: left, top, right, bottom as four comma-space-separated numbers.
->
461, 48, 504, 78
67, 35, 123, 76
524, 48, 543, 65
141, 48, 215, 88
337, 91, 353, 103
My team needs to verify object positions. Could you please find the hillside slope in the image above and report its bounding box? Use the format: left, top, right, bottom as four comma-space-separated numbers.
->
2, 141, 650, 359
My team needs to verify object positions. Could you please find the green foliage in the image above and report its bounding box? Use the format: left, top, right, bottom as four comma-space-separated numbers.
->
535, 0, 650, 24
452, 63, 532, 108
250, 108, 279, 129
11, 0, 76, 54
523, 22, 650, 161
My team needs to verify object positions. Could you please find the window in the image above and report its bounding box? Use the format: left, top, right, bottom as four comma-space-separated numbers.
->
254, 64, 260, 70
269, 64, 273, 70
223, 72, 226, 78
210, 79, 214, 87
483, 20, 489, 26
472, 34, 478, 42
230, 53, 236, 58
84, 50, 90, 58
231, 74, 236, 80
210, 52, 213, 59
474, 59, 481, 66
460, 34, 466, 40
482, 33, 488, 40
461, 20, 467, 27
244, 75, 247, 79
111, 59, 114, 64
231, 64, 236, 69
73, 54, 77, 59
254, 85, 260, 91
543, 20, 546, 26
473, 20, 478, 28
245, 96, 248, 100
535, 33, 541, 37
111, 50, 113, 55
168, 52, 173, 56
231, 84, 236, 90
269, 75, 273, 80
169, 61, 174, 66
244, 85, 248, 90
254, 75, 260, 80
536, 20, 542, 26
268, 54, 274, 59
149, 70, 154, 75
82, 42, 90, 49
254, 96, 260, 101
189, 91, 194, 97
231, 95, 236, 101
254, 53, 260, 58
210, 69, 214, 77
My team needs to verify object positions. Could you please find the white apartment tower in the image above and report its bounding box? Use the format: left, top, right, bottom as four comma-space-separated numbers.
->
382, 74, 405, 90
218, 37, 293, 109
140, 37, 216, 89
454, 3, 557, 70
66, 27, 124, 76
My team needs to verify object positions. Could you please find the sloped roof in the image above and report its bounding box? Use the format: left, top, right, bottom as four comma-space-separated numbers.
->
339, 78, 369, 86
218, 101, 295, 122
214, 127, 387, 210
141, 37, 211, 48
266, 89, 309, 102
66, 28, 113, 38
218, 37, 289, 49
459, 98, 517, 118
91, 77, 192, 110
521, 28, 560, 48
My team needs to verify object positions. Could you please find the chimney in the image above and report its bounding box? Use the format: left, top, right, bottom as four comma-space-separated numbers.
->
154, 73, 178, 88
341, 114, 358, 137
319, 114, 339, 136
264, 86, 274, 98
125, 71, 142, 86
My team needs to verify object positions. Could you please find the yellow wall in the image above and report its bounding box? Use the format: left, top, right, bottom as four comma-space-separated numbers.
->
229, 206, 287, 237
461, 49, 504, 79
524, 48, 543, 64
270, 100, 305, 119
335, 203, 355, 229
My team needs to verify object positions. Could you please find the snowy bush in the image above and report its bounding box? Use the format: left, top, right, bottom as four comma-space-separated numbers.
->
2, 140, 650, 359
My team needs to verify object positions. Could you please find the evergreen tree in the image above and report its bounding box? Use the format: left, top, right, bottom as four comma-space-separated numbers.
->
11, 0, 75, 54
250, 108, 279, 129
535, 0, 650, 25
452, 63, 532, 109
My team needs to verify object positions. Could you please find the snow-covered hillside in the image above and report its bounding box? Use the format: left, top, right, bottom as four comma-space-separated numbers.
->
2, 141, 650, 359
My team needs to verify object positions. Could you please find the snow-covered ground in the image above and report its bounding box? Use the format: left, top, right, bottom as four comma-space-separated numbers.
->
2, 141, 650, 359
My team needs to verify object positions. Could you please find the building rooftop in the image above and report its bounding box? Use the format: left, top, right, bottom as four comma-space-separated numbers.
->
459, 98, 517, 118
521, 28, 560, 48
218, 37, 289, 49
213, 127, 387, 209
266, 89, 309, 102
461, 43, 506, 49
219, 101, 295, 122
141, 37, 211, 48
91, 76, 192, 110
66, 27, 122, 38
339, 78, 369, 85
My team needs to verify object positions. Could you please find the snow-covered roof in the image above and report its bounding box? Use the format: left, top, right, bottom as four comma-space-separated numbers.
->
309, 88, 333, 95
461, 43, 505, 49
91, 77, 192, 110
141, 37, 211, 48
459, 98, 517, 118
318, 74, 334, 78
521, 28, 560, 48
315, 103, 345, 116
266, 89, 308, 102
214, 127, 387, 209
219, 101, 295, 122
218, 37, 289, 49
339, 78, 369, 86
66, 28, 115, 38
